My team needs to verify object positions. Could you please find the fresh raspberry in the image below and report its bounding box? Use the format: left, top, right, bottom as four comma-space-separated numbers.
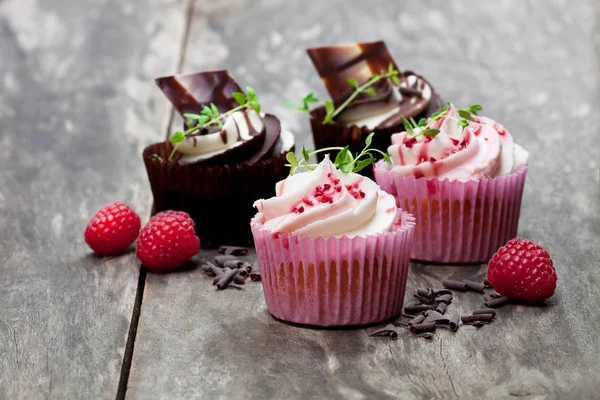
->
136, 210, 200, 271
487, 238, 557, 303
85, 202, 141, 255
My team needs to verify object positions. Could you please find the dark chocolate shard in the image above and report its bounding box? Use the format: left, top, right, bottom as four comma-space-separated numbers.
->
404, 304, 434, 314
218, 246, 249, 256
407, 314, 426, 326
369, 324, 399, 339
307, 41, 399, 105
214, 255, 238, 267
250, 272, 261, 281
464, 280, 485, 293
410, 321, 436, 334
155, 70, 243, 115
443, 279, 467, 291
485, 296, 510, 308
473, 308, 497, 317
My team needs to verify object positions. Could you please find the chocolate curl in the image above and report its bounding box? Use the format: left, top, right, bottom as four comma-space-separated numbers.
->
404, 304, 434, 315
416, 288, 433, 298
436, 294, 453, 304
434, 289, 453, 296
214, 255, 238, 267
223, 260, 244, 269
201, 262, 225, 277
368, 324, 399, 339
413, 294, 434, 304
461, 314, 494, 326
218, 246, 249, 256
423, 310, 450, 325
442, 280, 467, 291
473, 308, 497, 317
435, 302, 447, 315
410, 322, 436, 334
250, 272, 261, 281
436, 315, 460, 332
483, 278, 492, 288
485, 296, 510, 308
236, 268, 249, 278
212, 272, 244, 285
240, 261, 253, 274
407, 314, 426, 326
464, 280, 485, 293
216, 268, 240, 290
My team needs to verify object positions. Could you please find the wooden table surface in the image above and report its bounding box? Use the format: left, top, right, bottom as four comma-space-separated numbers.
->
1, 0, 599, 399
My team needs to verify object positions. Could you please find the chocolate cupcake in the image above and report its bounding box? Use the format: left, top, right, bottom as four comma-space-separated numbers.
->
143, 70, 295, 248
304, 41, 442, 177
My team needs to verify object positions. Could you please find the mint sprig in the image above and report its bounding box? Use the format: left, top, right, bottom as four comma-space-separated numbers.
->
283, 93, 319, 116
285, 132, 391, 176
401, 103, 483, 140
167, 87, 262, 160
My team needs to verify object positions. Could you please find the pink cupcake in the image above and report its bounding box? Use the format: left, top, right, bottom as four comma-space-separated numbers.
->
251, 156, 415, 326
374, 104, 528, 263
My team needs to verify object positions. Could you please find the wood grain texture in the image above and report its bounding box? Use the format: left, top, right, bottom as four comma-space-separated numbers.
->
0, 0, 189, 398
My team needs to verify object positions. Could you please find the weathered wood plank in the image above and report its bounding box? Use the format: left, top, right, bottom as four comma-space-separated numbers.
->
129, 0, 600, 398
0, 0, 189, 398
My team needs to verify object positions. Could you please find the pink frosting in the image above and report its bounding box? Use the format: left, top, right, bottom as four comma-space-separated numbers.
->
253, 157, 397, 238
388, 105, 528, 181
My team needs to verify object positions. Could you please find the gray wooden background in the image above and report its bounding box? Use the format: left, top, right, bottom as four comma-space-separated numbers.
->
1, 0, 599, 399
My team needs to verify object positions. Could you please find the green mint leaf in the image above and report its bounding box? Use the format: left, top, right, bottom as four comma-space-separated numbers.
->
170, 131, 185, 143
365, 132, 374, 148
347, 78, 359, 88
183, 113, 203, 120
216, 119, 223, 129
417, 118, 427, 127
410, 117, 418, 127
334, 146, 349, 166
391, 75, 401, 86
286, 152, 298, 175
388, 62, 394, 74
305, 93, 319, 103
469, 104, 482, 114
324, 100, 335, 116
440, 104, 448, 112
354, 158, 374, 173
305, 164, 316, 171
383, 152, 391, 164
232, 92, 247, 106
430, 111, 442, 120
302, 147, 310, 162
365, 88, 376, 97
282, 100, 296, 108
341, 163, 354, 173
251, 100, 261, 113
201, 106, 213, 116
296, 106, 309, 113
401, 117, 413, 134
246, 87, 257, 101
457, 109, 472, 120
459, 119, 469, 127
210, 103, 219, 116
422, 128, 440, 137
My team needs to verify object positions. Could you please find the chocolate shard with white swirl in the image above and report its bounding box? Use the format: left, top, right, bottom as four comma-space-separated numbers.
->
306, 41, 440, 130
154, 70, 243, 115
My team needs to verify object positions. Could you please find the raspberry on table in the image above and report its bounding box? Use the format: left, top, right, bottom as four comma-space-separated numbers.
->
136, 210, 200, 271
487, 238, 557, 304
85, 202, 141, 255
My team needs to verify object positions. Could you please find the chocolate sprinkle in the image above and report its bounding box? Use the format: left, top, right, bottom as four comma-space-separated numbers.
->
404, 304, 434, 314
218, 246, 249, 256
407, 314, 426, 326
369, 324, 399, 339
250, 272, 261, 281
464, 280, 485, 293
410, 322, 436, 334
473, 308, 497, 317
214, 255, 238, 267
442, 279, 467, 291
223, 260, 244, 269
435, 302, 447, 315
216, 268, 240, 290
485, 296, 510, 308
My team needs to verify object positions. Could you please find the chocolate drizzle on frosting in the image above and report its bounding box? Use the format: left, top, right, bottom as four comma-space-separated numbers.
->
155, 70, 243, 115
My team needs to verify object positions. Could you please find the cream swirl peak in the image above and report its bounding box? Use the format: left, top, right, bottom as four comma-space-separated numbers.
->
388, 104, 528, 181
253, 156, 397, 238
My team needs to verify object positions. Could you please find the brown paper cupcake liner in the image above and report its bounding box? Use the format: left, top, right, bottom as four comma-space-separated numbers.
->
142, 142, 292, 248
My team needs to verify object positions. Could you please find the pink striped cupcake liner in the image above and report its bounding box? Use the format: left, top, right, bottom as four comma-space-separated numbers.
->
250, 210, 415, 326
374, 162, 528, 263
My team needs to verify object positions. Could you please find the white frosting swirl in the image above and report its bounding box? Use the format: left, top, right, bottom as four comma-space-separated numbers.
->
253, 157, 397, 238
178, 110, 264, 164
388, 105, 528, 181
